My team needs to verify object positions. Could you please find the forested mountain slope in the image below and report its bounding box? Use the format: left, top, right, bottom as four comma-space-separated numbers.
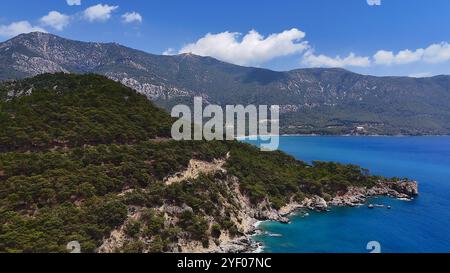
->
0, 74, 414, 253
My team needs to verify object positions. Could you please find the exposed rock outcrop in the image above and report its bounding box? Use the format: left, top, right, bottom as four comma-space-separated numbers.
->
174, 179, 420, 253
163, 154, 229, 185
302, 196, 329, 211
389, 180, 419, 197
98, 167, 419, 254
330, 180, 418, 207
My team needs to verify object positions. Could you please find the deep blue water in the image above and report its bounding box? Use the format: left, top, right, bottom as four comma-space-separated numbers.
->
244, 136, 450, 253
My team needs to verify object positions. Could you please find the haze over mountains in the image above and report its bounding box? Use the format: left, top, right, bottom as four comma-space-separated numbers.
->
1, 32, 449, 135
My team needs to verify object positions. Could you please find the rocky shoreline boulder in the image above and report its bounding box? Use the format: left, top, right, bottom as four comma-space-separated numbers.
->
389, 180, 419, 197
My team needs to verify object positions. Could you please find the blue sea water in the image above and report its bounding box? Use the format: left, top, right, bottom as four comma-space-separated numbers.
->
244, 136, 450, 253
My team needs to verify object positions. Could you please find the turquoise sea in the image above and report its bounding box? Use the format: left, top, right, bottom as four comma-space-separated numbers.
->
244, 136, 450, 253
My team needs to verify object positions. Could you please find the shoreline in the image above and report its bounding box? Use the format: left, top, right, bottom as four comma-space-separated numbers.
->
236, 134, 450, 139
176, 177, 419, 253
281, 134, 450, 137
247, 197, 410, 254
228, 180, 419, 253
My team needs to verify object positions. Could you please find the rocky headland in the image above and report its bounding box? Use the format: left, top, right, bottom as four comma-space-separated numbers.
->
214, 180, 419, 253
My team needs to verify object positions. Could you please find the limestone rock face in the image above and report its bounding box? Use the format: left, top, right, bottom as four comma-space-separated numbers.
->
390, 181, 419, 196
312, 196, 328, 211
299, 196, 328, 211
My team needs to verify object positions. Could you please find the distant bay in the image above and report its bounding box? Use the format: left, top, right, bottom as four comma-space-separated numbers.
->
244, 136, 450, 253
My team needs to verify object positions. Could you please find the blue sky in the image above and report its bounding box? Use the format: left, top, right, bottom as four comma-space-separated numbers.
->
0, 0, 449, 76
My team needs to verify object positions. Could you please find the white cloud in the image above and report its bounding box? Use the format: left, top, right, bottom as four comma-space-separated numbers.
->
394, 49, 424, 64
409, 72, 433, 78
166, 27, 450, 71
83, 4, 118, 22
66, 0, 81, 6
373, 50, 395, 65
163, 48, 176, 55
40, 11, 70, 31
367, 0, 381, 6
374, 43, 450, 65
173, 28, 309, 66
422, 43, 450, 63
374, 49, 423, 65
0, 21, 46, 37
303, 51, 371, 67
307, 42, 450, 68
122, 12, 142, 24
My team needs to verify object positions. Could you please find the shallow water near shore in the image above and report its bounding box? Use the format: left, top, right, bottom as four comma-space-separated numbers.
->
244, 136, 450, 253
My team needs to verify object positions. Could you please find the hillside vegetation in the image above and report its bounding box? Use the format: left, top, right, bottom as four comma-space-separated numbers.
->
0, 74, 388, 253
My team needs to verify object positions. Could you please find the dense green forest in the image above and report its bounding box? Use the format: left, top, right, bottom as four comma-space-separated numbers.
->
0, 74, 386, 252
0, 74, 173, 152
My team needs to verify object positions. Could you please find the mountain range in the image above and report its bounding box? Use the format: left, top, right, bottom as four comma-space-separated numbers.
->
1, 32, 449, 135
